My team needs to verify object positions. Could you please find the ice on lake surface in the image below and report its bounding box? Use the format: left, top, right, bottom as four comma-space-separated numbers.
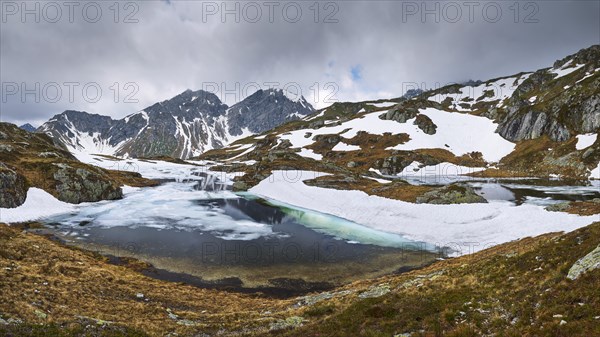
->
40, 177, 437, 288
34, 158, 600, 287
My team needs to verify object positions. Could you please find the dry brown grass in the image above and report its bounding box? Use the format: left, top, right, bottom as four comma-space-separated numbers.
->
2, 219, 600, 336
565, 201, 600, 216
281, 222, 600, 336
303, 175, 433, 202
0, 224, 293, 336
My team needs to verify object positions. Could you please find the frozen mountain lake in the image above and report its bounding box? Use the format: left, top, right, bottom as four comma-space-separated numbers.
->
37, 179, 437, 294
26, 157, 599, 294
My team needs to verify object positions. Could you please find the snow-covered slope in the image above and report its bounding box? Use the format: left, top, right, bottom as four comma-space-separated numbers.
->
38, 89, 314, 159
279, 107, 514, 162
204, 45, 599, 180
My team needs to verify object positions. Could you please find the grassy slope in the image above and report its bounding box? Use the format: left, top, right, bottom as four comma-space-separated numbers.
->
0, 223, 291, 336
280, 222, 600, 337
1, 219, 599, 336
0, 123, 157, 201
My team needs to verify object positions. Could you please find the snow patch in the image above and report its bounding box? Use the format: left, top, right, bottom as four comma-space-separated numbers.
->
397, 162, 486, 180
428, 74, 531, 110
576, 134, 597, 150
0, 188, 75, 223
550, 63, 585, 79
368, 102, 397, 108
279, 107, 514, 162
332, 143, 361, 151
298, 148, 323, 160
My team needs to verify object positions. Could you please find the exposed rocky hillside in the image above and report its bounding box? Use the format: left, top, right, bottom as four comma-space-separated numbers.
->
200, 45, 600, 187
0, 123, 154, 208
227, 88, 314, 136
38, 89, 314, 159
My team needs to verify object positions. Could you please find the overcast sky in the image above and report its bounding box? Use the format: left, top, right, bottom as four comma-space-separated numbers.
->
1, 0, 598, 126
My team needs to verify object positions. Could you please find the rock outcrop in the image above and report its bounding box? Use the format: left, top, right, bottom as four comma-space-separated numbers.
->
0, 122, 124, 206
497, 45, 600, 142
53, 164, 122, 203
413, 114, 437, 135
0, 163, 28, 208
379, 107, 418, 123
416, 184, 487, 204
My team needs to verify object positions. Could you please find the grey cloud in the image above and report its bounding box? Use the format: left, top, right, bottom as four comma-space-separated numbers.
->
0, 0, 598, 127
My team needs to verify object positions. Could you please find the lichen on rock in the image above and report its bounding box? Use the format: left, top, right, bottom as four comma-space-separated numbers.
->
567, 244, 600, 280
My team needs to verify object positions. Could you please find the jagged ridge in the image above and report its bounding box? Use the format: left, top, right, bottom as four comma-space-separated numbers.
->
38, 88, 314, 159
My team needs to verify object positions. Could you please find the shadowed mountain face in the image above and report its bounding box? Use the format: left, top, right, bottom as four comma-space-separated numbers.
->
227, 89, 315, 136
38, 89, 314, 159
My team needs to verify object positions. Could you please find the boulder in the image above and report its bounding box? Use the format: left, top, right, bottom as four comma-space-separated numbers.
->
379, 107, 419, 123
413, 114, 437, 135
378, 156, 414, 175
232, 181, 248, 191
567, 244, 600, 280
53, 164, 122, 203
545, 202, 571, 212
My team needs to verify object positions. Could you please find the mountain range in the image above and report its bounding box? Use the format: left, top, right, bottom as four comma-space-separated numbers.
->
37, 88, 314, 159
19, 45, 600, 176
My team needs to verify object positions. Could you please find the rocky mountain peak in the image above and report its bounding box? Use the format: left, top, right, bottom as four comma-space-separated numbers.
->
143, 89, 228, 119
37, 87, 315, 159
226, 88, 314, 137
19, 123, 37, 132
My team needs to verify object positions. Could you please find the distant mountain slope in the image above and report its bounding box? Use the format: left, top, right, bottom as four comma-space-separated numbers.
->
227, 89, 314, 137
200, 45, 600, 183
38, 89, 314, 159
19, 123, 37, 132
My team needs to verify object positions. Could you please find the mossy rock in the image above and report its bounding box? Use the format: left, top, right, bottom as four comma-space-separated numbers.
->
567, 244, 600, 280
